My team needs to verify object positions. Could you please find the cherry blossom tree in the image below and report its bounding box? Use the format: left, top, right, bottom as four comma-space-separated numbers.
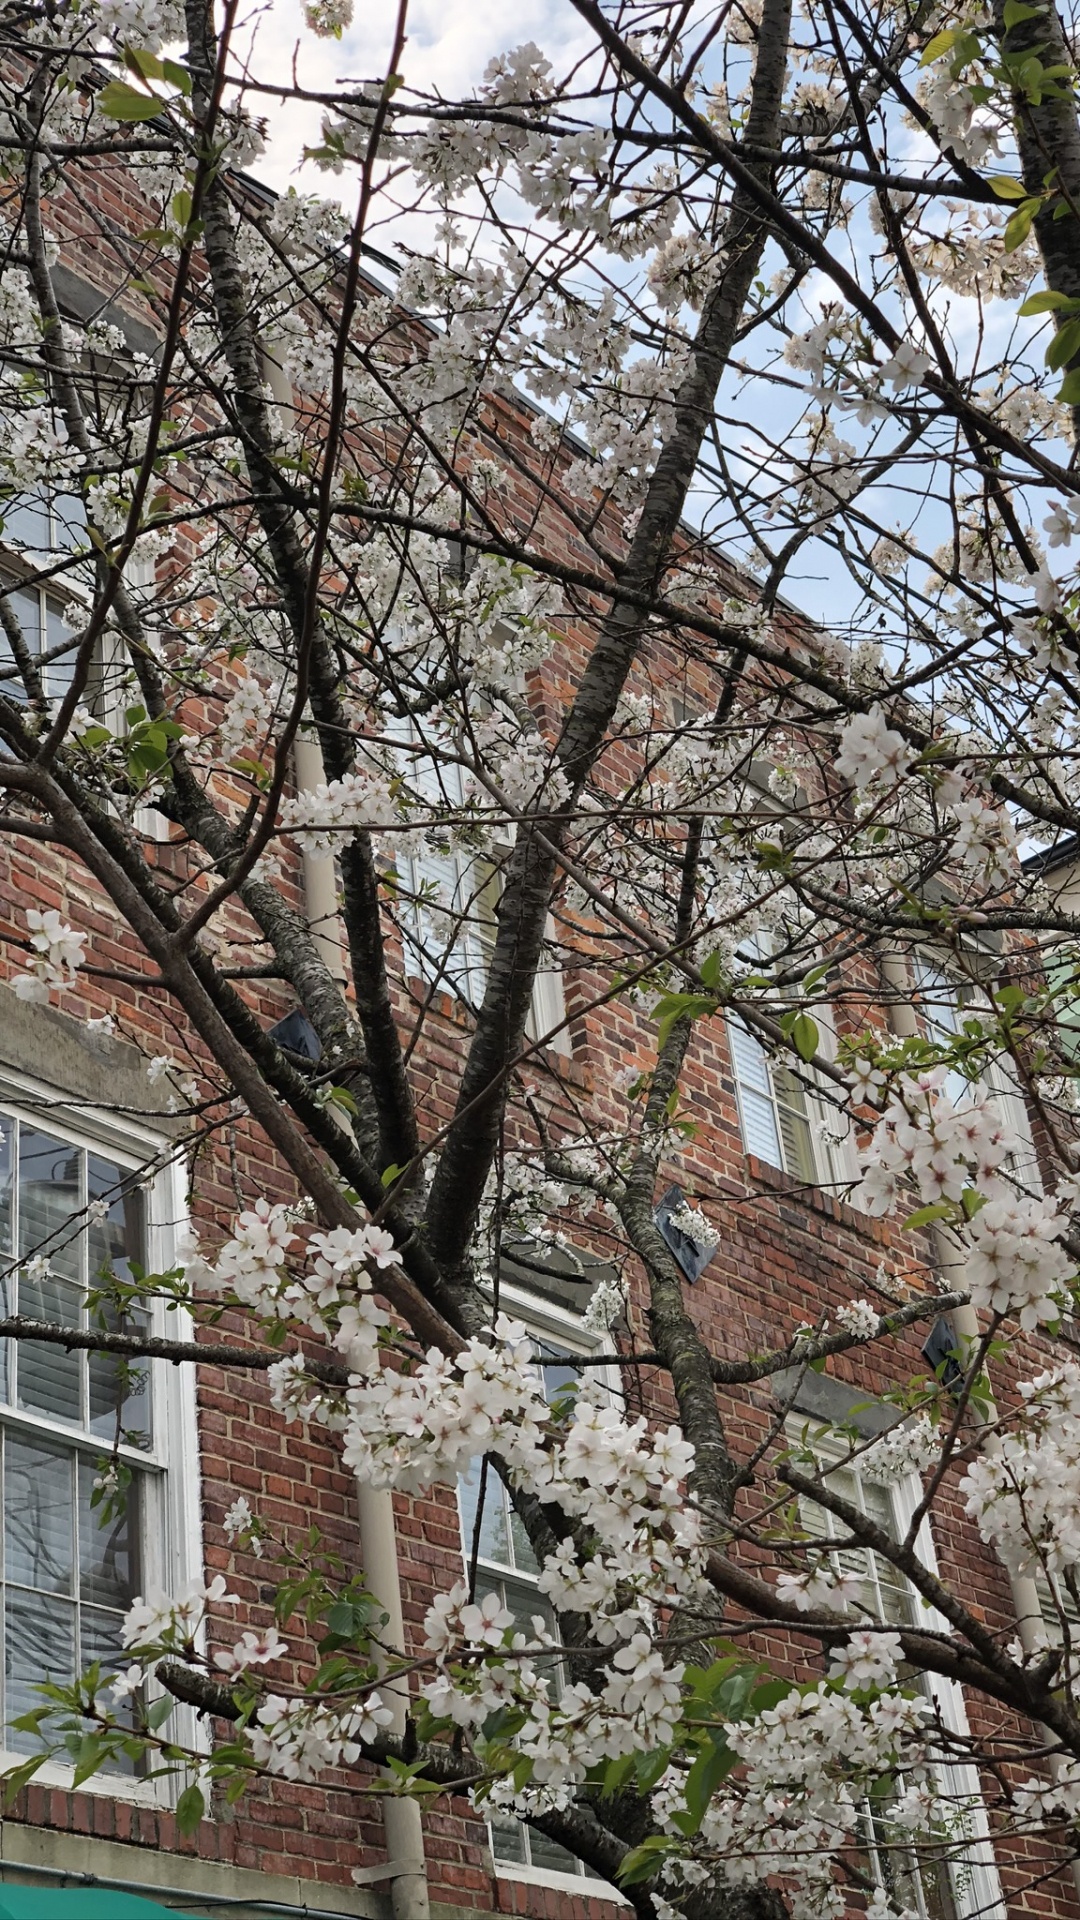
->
6, 0, 1080, 1914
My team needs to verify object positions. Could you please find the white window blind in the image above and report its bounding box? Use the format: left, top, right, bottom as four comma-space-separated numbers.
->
728, 1019, 818, 1181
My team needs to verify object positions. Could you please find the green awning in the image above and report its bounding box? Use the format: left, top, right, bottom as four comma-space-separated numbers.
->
0, 1888, 198, 1918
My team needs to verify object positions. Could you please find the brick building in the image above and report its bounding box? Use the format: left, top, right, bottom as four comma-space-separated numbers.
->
0, 91, 1074, 1920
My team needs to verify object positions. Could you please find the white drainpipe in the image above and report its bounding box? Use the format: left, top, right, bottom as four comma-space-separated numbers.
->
293, 722, 431, 1920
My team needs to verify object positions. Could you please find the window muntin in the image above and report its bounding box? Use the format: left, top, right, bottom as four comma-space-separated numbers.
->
0, 1104, 161, 1764
456, 1324, 603, 1883
795, 1443, 1003, 1920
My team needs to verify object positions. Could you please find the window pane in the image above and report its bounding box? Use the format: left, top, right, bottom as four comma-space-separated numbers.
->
78, 1457, 138, 1610
775, 1079, 816, 1183
89, 1309, 150, 1444
81, 1604, 140, 1772
728, 1021, 773, 1095
6, 1432, 74, 1595
6, 1593, 76, 1749
2, 498, 50, 550
527, 1827, 583, 1877
17, 1270, 81, 1423
52, 493, 87, 553
489, 1815, 528, 1865
458, 1461, 513, 1566
0, 583, 41, 704
18, 1128, 83, 1283
86, 1155, 145, 1285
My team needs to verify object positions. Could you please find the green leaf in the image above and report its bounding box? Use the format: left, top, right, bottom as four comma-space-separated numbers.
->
145, 1694, 174, 1731
920, 26, 967, 63
633, 1746, 671, 1793
1, 1754, 46, 1806
381, 1162, 403, 1187
790, 1012, 819, 1063
162, 57, 193, 94
617, 1836, 675, 1887
698, 948, 724, 990
176, 1782, 205, 1833
1003, 0, 1047, 24
1058, 368, 1080, 404
601, 1752, 636, 1797
124, 46, 165, 79
1045, 317, 1080, 369
1003, 199, 1039, 251
988, 174, 1029, 200
171, 189, 192, 229
72, 1734, 108, 1785
98, 80, 166, 122
327, 1085, 359, 1116
653, 992, 718, 1050
902, 1201, 955, 1228
683, 1735, 735, 1831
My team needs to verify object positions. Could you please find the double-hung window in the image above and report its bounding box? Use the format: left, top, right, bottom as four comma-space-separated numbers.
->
0, 1090, 195, 1778
794, 1439, 1004, 1920
456, 1299, 608, 1884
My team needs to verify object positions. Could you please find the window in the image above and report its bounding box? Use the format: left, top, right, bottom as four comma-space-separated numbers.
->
727, 935, 851, 1187
794, 1437, 1004, 1920
0, 1090, 195, 1782
1035, 1568, 1080, 1644
728, 1020, 819, 1181
456, 1304, 608, 1884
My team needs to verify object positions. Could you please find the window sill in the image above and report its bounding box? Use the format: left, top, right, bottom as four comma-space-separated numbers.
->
495, 1861, 629, 1904
0, 1751, 172, 1808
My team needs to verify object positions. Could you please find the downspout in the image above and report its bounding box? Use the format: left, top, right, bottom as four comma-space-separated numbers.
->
267, 332, 430, 1920
880, 948, 1080, 1901
292, 728, 431, 1920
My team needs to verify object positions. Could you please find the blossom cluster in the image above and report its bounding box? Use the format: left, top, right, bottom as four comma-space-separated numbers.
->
11, 908, 87, 1004
961, 1364, 1080, 1579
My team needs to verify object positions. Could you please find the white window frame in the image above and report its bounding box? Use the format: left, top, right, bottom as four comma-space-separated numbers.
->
0, 1062, 203, 1805
793, 1429, 1005, 1920
455, 1281, 621, 1896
